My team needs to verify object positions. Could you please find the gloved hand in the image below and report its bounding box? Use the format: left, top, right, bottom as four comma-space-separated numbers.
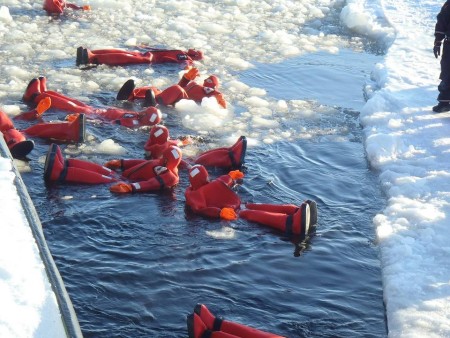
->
104, 160, 121, 169
82, 5, 91, 10
178, 136, 193, 146
35, 97, 52, 116
184, 67, 199, 81
434, 44, 441, 58
228, 170, 244, 180
110, 182, 133, 193
65, 113, 79, 122
220, 207, 238, 220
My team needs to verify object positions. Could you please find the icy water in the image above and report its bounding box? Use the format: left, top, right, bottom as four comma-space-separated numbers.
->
16, 49, 388, 337
1, 0, 390, 336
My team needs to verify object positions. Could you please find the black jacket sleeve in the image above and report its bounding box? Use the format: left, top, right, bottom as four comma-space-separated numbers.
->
435, 2, 450, 45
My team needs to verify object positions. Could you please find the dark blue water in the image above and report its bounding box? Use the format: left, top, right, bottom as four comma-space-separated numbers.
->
17, 47, 387, 338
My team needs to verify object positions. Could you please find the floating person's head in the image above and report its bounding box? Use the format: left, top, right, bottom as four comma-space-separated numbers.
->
203, 75, 219, 94
188, 164, 209, 190
187, 49, 204, 61
163, 146, 182, 170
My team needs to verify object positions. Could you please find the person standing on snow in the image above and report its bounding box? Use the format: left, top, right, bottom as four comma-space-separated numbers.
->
433, 1, 450, 113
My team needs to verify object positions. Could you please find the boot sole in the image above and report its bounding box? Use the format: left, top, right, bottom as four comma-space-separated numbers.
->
144, 89, 156, 107
228, 136, 247, 169
300, 202, 311, 237
306, 199, 318, 226
76, 46, 83, 66
116, 79, 135, 100
43, 143, 58, 183
10, 140, 34, 159
78, 113, 86, 143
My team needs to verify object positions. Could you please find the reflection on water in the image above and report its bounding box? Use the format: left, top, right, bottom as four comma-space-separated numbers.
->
239, 48, 381, 110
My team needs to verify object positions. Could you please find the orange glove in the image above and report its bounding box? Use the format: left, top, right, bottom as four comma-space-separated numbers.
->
83, 5, 91, 10
184, 67, 199, 81
228, 170, 244, 180
66, 113, 79, 122
36, 97, 52, 116
220, 208, 238, 220
178, 136, 193, 146
110, 182, 133, 193
104, 159, 121, 169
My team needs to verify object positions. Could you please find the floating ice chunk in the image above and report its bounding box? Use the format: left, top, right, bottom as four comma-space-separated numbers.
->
0, 6, 12, 23
224, 57, 254, 70
206, 227, 235, 239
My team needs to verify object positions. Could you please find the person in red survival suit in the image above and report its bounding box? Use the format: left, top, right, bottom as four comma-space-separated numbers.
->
143, 124, 189, 159
76, 46, 203, 67
1, 98, 85, 158
22, 77, 162, 129
187, 303, 286, 338
143, 125, 247, 170
43, 0, 90, 14
105, 145, 182, 193
116, 67, 227, 109
185, 164, 244, 220
185, 165, 317, 236
43, 143, 182, 193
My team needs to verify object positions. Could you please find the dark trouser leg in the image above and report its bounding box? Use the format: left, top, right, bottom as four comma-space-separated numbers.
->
438, 80, 450, 103
434, 42, 450, 112
438, 42, 450, 103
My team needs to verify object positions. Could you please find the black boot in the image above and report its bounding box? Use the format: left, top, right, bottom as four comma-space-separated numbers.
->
432, 102, 450, 113
82, 48, 89, 65
144, 89, 156, 107
116, 79, 135, 100
76, 46, 83, 66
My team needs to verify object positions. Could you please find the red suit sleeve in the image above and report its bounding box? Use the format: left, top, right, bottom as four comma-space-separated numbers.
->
121, 159, 147, 170
215, 93, 227, 108
66, 3, 84, 10
177, 76, 191, 88
191, 206, 222, 218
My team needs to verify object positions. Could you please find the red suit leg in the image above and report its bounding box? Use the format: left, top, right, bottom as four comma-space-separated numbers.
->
240, 202, 310, 236
194, 136, 247, 169
39, 76, 47, 92
34, 91, 93, 114
23, 113, 86, 143
244, 203, 298, 214
87, 49, 152, 66
194, 304, 285, 338
2, 129, 34, 158
187, 313, 240, 338
157, 85, 189, 105
0, 110, 34, 158
23, 78, 41, 103
0, 110, 14, 131
66, 158, 114, 177
44, 143, 118, 184
129, 86, 162, 100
